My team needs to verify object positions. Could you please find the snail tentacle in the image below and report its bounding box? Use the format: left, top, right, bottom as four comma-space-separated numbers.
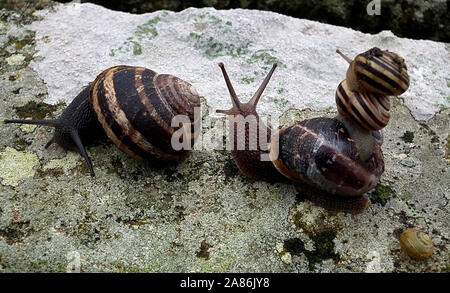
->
69, 129, 95, 177
336, 49, 352, 64
216, 62, 286, 182
216, 63, 278, 117
247, 63, 278, 109
216, 62, 242, 116
4, 119, 61, 127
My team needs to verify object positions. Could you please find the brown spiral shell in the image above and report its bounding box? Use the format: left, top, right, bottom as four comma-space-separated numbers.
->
400, 229, 434, 260
336, 79, 391, 131
269, 117, 384, 197
90, 65, 201, 163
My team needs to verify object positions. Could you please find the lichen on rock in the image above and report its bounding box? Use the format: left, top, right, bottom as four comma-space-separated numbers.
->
0, 147, 39, 187
0, 2, 448, 273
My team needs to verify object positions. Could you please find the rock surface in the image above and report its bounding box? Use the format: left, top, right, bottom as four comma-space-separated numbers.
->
51, 0, 450, 42
0, 2, 448, 272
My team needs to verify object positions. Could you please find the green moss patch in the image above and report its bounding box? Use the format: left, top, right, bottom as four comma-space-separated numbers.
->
34, 167, 65, 178
400, 131, 414, 143
0, 147, 39, 187
192, 35, 251, 59
284, 230, 340, 271
2, 35, 34, 52
189, 13, 285, 79
195, 240, 212, 260
0, 221, 32, 245
370, 184, 395, 206
13, 101, 59, 120
273, 97, 289, 110
246, 49, 286, 70
240, 77, 254, 84
109, 14, 166, 56
0, 33, 36, 70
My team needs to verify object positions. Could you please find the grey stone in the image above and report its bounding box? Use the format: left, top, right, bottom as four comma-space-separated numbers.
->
56, 0, 450, 42
0, 2, 448, 273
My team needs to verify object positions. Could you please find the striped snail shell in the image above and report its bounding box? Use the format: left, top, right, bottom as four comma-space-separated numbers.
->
4, 65, 201, 176
90, 65, 200, 163
335, 47, 410, 131
336, 47, 409, 96
400, 229, 434, 260
336, 79, 390, 131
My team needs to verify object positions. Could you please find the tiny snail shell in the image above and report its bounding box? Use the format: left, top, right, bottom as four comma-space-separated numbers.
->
400, 229, 434, 260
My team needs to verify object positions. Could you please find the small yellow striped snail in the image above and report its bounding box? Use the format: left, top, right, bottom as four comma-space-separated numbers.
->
336, 47, 409, 96
400, 229, 434, 260
335, 47, 409, 132
216, 47, 410, 214
4, 65, 201, 176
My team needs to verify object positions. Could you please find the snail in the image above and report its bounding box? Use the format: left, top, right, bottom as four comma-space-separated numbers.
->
216, 47, 409, 214
400, 229, 434, 260
4, 65, 201, 176
335, 47, 409, 96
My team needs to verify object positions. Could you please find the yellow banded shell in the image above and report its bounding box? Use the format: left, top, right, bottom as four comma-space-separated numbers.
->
336, 79, 390, 130
399, 229, 434, 260
338, 47, 410, 96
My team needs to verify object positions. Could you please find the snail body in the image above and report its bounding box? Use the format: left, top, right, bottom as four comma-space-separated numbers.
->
4, 65, 201, 176
216, 47, 409, 214
216, 63, 286, 182
400, 229, 434, 260
270, 117, 384, 197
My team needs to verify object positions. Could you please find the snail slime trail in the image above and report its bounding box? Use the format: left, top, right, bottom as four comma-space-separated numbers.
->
4, 66, 201, 177
216, 47, 410, 214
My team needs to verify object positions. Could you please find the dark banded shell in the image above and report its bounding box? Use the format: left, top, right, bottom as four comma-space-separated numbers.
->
90, 65, 200, 162
270, 117, 384, 196
348, 47, 409, 96
336, 79, 390, 130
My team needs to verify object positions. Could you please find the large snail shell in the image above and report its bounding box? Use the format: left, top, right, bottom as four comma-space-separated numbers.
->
346, 47, 409, 96
90, 65, 200, 162
336, 79, 390, 131
400, 229, 434, 260
269, 117, 384, 196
